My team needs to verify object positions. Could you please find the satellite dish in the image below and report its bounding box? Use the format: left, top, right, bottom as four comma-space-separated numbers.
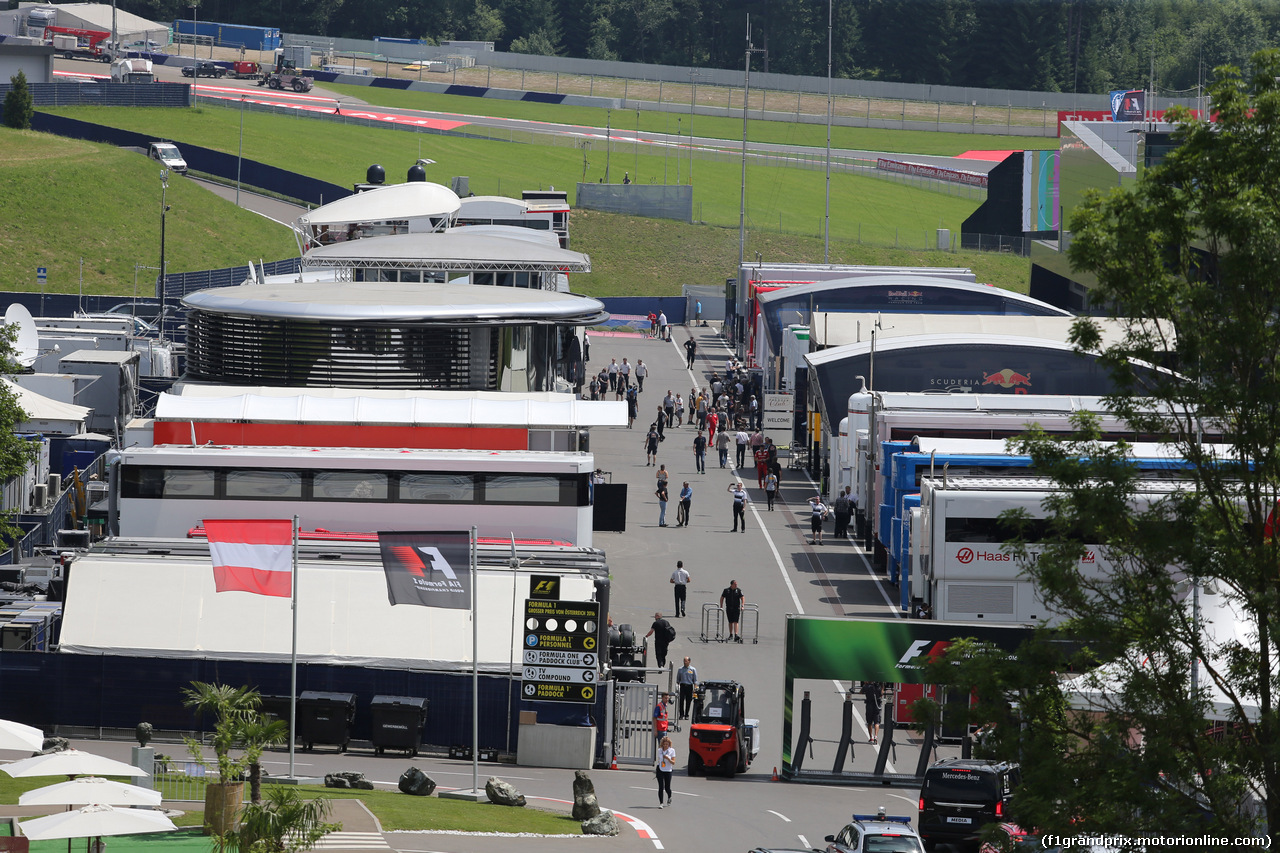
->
5, 303, 38, 368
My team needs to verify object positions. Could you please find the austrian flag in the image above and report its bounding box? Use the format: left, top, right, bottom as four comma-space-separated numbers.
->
205, 519, 295, 598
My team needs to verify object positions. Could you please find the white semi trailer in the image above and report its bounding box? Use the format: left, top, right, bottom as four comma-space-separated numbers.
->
111, 58, 154, 83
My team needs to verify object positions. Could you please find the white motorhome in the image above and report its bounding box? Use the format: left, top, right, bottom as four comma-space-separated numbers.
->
912, 475, 1191, 623
111, 58, 154, 83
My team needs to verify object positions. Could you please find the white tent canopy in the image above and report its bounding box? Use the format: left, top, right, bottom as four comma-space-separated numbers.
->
6, 379, 90, 436
1062, 590, 1270, 722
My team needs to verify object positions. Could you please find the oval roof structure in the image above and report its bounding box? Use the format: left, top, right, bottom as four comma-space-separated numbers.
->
183, 280, 607, 324
297, 183, 461, 228
300, 232, 590, 272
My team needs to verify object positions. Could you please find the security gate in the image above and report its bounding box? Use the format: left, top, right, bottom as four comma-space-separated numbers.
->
612, 680, 657, 766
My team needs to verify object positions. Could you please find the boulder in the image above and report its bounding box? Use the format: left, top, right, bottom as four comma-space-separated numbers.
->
41, 737, 71, 753
571, 769, 600, 820
325, 771, 374, 790
398, 767, 436, 796
582, 810, 620, 836
484, 776, 526, 807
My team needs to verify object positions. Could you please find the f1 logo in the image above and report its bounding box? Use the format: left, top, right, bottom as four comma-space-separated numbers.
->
899, 639, 933, 664
416, 546, 458, 580
532, 579, 557, 595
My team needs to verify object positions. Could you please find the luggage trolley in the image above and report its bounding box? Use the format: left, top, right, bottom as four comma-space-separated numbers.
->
699, 603, 726, 643
739, 603, 760, 644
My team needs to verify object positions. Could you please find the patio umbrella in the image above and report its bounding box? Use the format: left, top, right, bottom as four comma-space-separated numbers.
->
1, 749, 148, 779
19, 803, 176, 841
19, 777, 163, 807
0, 719, 44, 752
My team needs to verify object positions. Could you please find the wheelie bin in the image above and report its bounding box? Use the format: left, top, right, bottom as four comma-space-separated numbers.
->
297, 691, 355, 752
369, 695, 428, 756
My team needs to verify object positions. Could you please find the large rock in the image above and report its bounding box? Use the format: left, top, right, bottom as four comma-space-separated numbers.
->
398, 767, 436, 796
325, 771, 374, 790
571, 769, 600, 820
582, 811, 620, 836
484, 776, 526, 807
41, 737, 71, 753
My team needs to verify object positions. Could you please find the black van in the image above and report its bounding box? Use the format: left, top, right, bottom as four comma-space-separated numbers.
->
918, 758, 1020, 849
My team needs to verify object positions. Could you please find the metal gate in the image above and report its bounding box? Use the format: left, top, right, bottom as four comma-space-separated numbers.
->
613, 680, 657, 766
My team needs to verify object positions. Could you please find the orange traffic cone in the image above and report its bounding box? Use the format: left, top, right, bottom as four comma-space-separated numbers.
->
771, 766, 779, 781
610, 755, 618, 770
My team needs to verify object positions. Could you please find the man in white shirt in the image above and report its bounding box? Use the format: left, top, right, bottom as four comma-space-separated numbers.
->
670, 560, 691, 616
619, 357, 632, 388
607, 358, 619, 392
735, 429, 751, 468
635, 359, 648, 392
727, 481, 749, 532
658, 311, 669, 340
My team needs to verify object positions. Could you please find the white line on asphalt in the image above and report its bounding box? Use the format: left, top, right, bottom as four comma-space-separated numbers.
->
767, 809, 791, 822
629, 786, 701, 797
886, 792, 917, 805
798, 835, 810, 848
686, 329, 804, 615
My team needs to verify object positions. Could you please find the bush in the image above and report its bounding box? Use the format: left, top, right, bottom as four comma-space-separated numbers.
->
3, 71, 34, 130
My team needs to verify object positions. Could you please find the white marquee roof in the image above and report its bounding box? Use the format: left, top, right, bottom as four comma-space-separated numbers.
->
297, 182, 461, 228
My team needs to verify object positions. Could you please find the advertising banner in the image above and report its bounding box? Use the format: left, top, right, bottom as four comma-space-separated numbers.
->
781, 615, 1032, 770
1109, 89, 1145, 122
378, 531, 471, 609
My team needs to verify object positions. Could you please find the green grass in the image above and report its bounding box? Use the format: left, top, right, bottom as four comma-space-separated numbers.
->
1, 775, 580, 838
18, 93, 1037, 297
0, 129, 297, 297
321, 83, 1060, 155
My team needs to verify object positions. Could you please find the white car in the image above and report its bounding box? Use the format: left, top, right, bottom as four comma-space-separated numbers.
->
826, 811, 926, 853
148, 142, 187, 174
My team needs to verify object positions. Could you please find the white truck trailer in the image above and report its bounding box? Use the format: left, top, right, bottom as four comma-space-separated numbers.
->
111, 58, 154, 83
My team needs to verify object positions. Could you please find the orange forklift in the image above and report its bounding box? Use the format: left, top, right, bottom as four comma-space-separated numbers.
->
686, 680, 759, 776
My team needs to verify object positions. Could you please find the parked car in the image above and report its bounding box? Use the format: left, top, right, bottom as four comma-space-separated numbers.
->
181, 60, 225, 78
918, 758, 1020, 850
826, 811, 925, 853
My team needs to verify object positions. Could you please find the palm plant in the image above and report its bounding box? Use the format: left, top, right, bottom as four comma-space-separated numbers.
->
236, 716, 289, 804
222, 786, 339, 853
182, 681, 262, 784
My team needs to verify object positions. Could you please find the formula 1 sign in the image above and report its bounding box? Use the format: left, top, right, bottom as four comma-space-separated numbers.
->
522, 599, 600, 704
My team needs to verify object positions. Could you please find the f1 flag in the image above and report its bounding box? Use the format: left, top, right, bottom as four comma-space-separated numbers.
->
378, 531, 471, 609
205, 519, 295, 598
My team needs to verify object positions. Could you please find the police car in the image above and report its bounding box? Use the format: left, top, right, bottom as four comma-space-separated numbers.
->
824, 809, 926, 853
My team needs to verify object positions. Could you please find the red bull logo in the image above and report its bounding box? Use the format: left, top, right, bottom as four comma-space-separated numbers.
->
981, 368, 1033, 390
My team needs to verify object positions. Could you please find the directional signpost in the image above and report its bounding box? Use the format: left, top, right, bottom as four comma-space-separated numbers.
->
522, 599, 600, 704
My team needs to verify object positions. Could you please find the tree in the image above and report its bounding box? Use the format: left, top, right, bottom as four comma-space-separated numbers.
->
467, 0, 504, 42
3, 70, 34, 131
0, 323, 34, 544
931, 51, 1280, 839
509, 29, 560, 55
222, 786, 338, 853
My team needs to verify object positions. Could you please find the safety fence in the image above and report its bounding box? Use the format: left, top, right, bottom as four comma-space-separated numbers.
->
0, 82, 191, 108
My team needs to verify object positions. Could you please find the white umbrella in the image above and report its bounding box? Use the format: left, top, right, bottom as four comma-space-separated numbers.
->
19, 777, 163, 807
0, 719, 44, 752
1, 749, 148, 779
20, 803, 175, 841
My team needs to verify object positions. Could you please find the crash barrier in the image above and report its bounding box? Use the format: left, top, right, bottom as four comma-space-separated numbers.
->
788, 687, 932, 787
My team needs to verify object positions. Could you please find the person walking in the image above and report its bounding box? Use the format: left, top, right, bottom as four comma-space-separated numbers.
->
695, 299, 703, 325
670, 560, 690, 614
626, 385, 638, 428
607, 358, 619, 392
748, 395, 760, 430
656, 463, 669, 493
588, 373, 599, 401
833, 486, 853, 540
696, 393, 709, 430
653, 692, 670, 744
656, 735, 675, 808
656, 480, 669, 527
646, 612, 674, 667
674, 394, 685, 427
753, 440, 770, 488
764, 469, 778, 510
727, 481, 748, 532
684, 337, 697, 369
676, 656, 697, 719
619, 358, 632, 388
655, 405, 666, 439
678, 481, 692, 527
735, 428, 751, 469
635, 359, 648, 392
716, 428, 731, 469
861, 681, 885, 744
644, 423, 660, 464
808, 494, 829, 545
720, 579, 745, 642
692, 430, 707, 474
663, 390, 676, 428
707, 409, 719, 443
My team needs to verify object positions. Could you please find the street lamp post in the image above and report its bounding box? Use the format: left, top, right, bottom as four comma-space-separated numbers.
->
738, 15, 766, 270
158, 170, 170, 336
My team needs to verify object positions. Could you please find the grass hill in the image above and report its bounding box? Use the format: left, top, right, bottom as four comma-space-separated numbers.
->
12, 100, 1033, 297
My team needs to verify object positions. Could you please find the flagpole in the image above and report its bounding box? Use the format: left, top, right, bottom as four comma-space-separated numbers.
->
289, 515, 299, 780
471, 525, 479, 796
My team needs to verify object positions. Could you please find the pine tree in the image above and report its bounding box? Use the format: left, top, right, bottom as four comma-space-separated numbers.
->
3, 70, 34, 131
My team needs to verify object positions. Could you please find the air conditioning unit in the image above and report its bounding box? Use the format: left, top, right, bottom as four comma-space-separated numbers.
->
32, 483, 47, 507
48, 474, 62, 495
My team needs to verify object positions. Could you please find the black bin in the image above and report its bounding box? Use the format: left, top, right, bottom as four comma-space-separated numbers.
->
297, 691, 355, 752
369, 695, 428, 756
259, 695, 292, 726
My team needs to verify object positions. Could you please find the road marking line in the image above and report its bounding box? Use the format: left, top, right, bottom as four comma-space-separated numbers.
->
767, 809, 790, 822
798, 835, 810, 847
